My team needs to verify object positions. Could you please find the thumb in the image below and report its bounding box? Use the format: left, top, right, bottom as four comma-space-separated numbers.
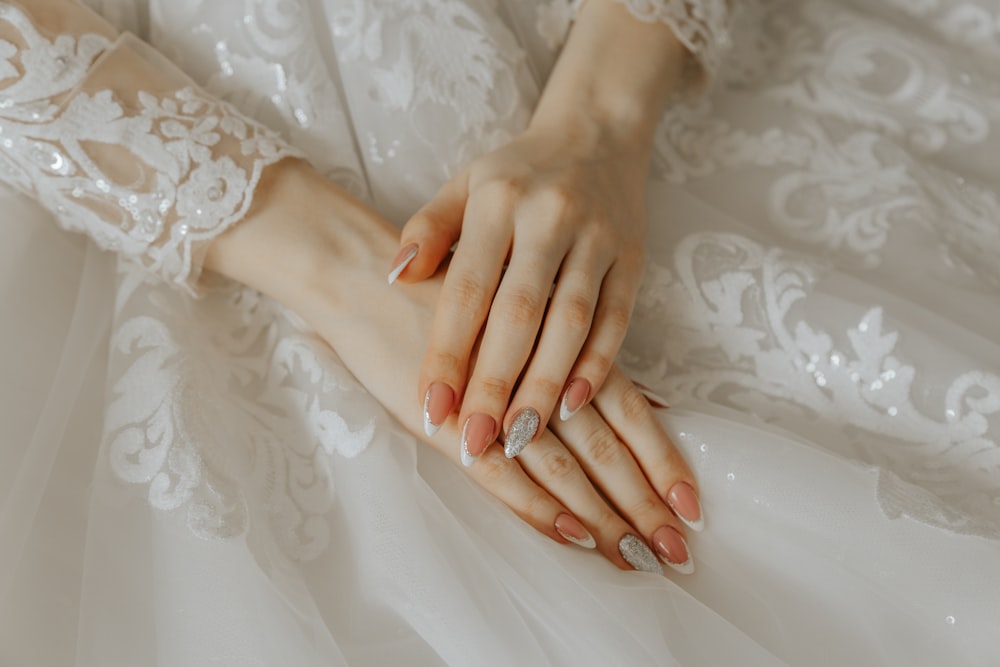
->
389, 172, 469, 284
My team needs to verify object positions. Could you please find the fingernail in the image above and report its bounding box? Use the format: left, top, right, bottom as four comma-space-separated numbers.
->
653, 526, 694, 575
423, 382, 454, 437
504, 407, 539, 458
634, 382, 670, 410
618, 534, 662, 574
387, 244, 418, 284
667, 481, 704, 532
559, 378, 591, 421
554, 513, 596, 549
461, 413, 496, 467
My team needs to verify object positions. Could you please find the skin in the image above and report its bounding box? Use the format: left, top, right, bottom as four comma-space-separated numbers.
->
205, 159, 701, 570
393, 0, 689, 462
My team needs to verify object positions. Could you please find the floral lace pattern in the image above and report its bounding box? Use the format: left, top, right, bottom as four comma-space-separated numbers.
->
0, 2, 300, 293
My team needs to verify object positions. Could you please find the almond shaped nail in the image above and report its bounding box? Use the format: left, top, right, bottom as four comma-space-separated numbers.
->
554, 513, 596, 549
387, 244, 418, 285
559, 379, 591, 421
653, 526, 695, 575
618, 534, 662, 574
504, 407, 539, 458
667, 481, 704, 532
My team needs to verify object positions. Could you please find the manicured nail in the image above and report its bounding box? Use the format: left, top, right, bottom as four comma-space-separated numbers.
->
559, 378, 592, 421
504, 407, 539, 458
554, 513, 596, 549
653, 526, 694, 575
618, 534, 662, 574
461, 413, 496, 467
634, 382, 670, 410
387, 244, 418, 284
423, 382, 454, 437
667, 482, 704, 532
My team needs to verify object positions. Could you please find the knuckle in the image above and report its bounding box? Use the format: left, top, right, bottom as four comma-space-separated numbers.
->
539, 449, 577, 482
626, 495, 664, 522
530, 377, 564, 401
560, 292, 595, 331
603, 302, 633, 334
482, 177, 525, 204
476, 455, 509, 484
500, 286, 545, 327
619, 386, 651, 422
447, 272, 490, 317
520, 488, 551, 519
540, 183, 575, 214
585, 351, 615, 379
424, 350, 463, 379
585, 425, 623, 468
475, 375, 512, 403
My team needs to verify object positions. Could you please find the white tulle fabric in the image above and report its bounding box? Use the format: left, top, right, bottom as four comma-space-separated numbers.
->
1, 0, 999, 665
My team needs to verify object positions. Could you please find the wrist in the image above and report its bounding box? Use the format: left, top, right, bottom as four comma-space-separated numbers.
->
204, 159, 397, 315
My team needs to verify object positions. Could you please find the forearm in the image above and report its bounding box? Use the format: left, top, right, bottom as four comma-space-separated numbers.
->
529, 0, 689, 159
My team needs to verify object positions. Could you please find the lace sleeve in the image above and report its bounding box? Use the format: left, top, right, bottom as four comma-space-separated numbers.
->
599, 0, 734, 90
0, 1, 302, 295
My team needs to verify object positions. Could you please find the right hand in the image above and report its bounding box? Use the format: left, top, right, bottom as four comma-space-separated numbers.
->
205, 160, 703, 573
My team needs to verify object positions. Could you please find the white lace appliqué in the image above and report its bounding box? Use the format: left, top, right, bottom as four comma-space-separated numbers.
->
0, 3, 300, 294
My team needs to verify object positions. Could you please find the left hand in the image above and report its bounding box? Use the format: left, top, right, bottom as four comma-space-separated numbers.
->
390, 121, 650, 462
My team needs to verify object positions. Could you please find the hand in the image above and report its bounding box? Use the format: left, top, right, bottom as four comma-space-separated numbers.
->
393, 123, 649, 465
388, 0, 689, 463
206, 160, 703, 573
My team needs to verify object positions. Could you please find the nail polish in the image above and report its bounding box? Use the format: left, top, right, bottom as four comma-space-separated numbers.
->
461, 413, 496, 467
618, 534, 662, 574
559, 378, 591, 421
423, 382, 454, 437
667, 482, 704, 532
387, 244, 418, 284
504, 407, 539, 458
554, 513, 596, 549
652, 526, 695, 575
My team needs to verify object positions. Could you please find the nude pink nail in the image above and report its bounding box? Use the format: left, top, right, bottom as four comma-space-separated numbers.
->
387, 243, 418, 284
461, 413, 496, 467
554, 513, 596, 549
559, 378, 592, 421
423, 382, 455, 437
667, 482, 704, 532
653, 526, 694, 575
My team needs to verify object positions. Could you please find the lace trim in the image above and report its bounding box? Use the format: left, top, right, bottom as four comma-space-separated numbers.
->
603, 0, 733, 88
0, 3, 301, 294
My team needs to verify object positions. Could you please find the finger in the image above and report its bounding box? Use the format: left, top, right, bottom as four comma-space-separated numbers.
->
390, 172, 470, 284
559, 256, 645, 420
418, 193, 512, 440
515, 430, 662, 573
592, 368, 702, 532
460, 242, 564, 461
455, 429, 596, 550
502, 247, 610, 442
551, 400, 695, 574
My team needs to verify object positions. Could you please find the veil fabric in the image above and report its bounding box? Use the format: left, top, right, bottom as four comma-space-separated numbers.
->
1, 0, 999, 664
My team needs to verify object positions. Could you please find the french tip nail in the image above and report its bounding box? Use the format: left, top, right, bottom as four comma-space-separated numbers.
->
460, 441, 477, 467
680, 515, 705, 533
557, 529, 597, 549
661, 555, 696, 575
558, 396, 576, 422
504, 407, 540, 458
424, 419, 440, 438
387, 245, 418, 285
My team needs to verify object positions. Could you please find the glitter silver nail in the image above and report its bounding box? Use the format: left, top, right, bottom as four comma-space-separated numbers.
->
619, 534, 662, 574
504, 407, 539, 458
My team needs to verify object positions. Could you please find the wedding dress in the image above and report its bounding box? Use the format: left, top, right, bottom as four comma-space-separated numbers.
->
1, 0, 999, 664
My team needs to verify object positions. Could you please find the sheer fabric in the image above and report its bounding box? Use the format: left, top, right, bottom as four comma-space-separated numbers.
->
1, 0, 999, 665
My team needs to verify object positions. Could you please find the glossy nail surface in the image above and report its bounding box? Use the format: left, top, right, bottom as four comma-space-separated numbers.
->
461, 413, 496, 467
653, 526, 694, 575
667, 481, 704, 532
387, 244, 418, 284
504, 407, 539, 458
618, 534, 662, 574
554, 513, 596, 549
423, 382, 454, 437
559, 378, 591, 421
